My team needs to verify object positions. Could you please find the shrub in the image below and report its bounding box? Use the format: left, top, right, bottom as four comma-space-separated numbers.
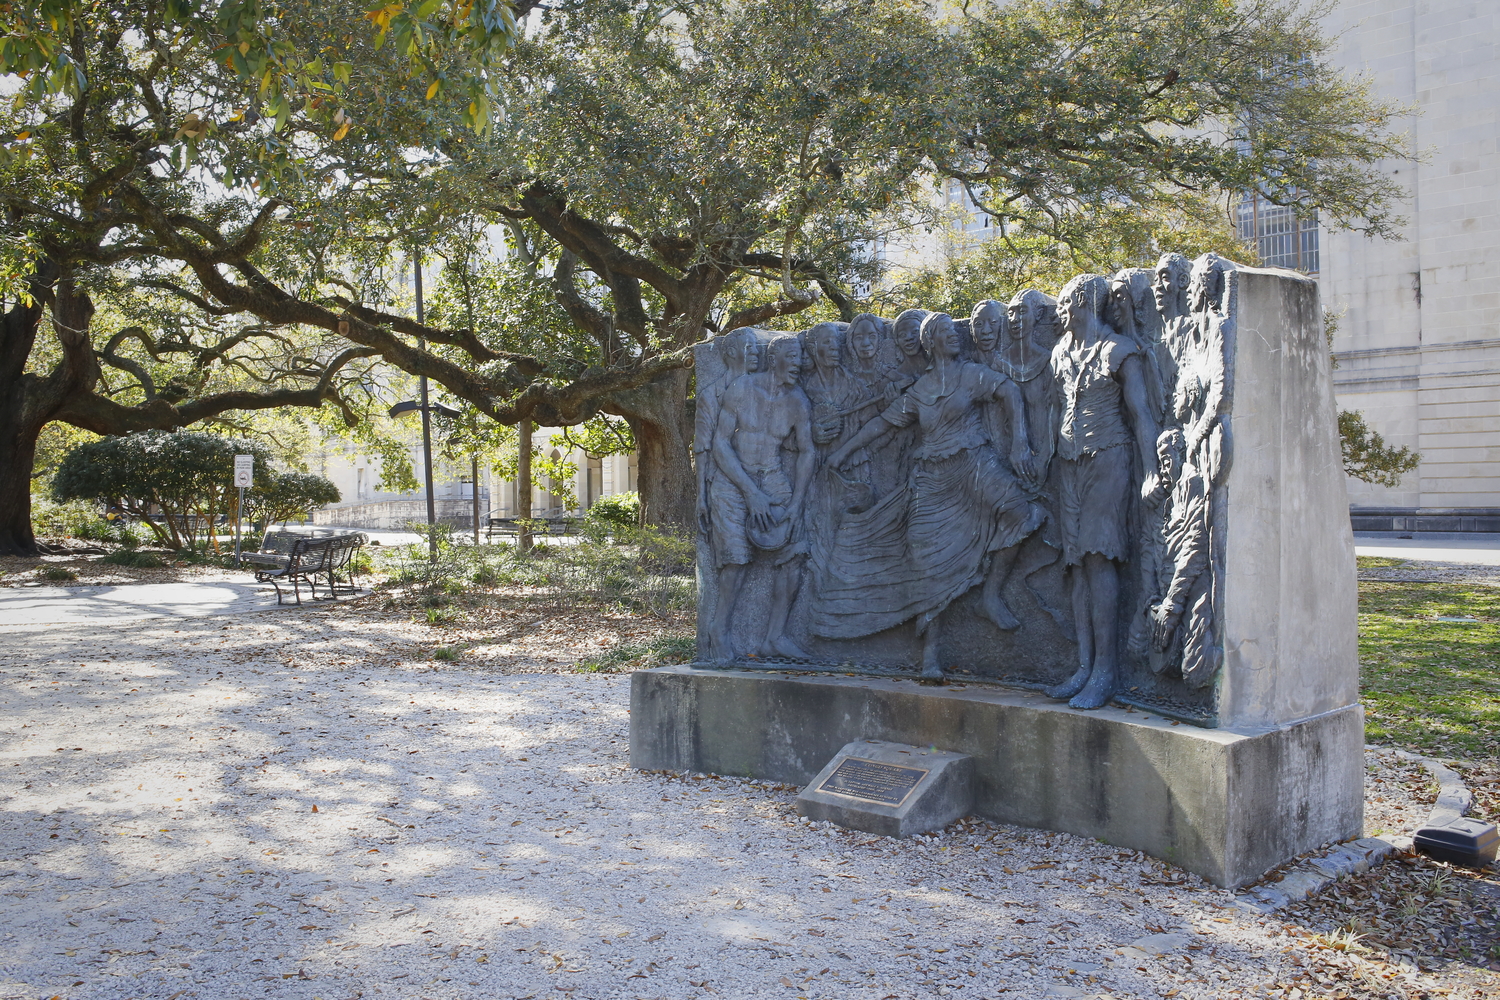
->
390, 522, 475, 590
432, 646, 460, 661
29, 495, 116, 541
51, 430, 275, 551
347, 548, 374, 577
244, 471, 341, 527
537, 527, 697, 616
583, 491, 640, 538
42, 566, 78, 582
101, 550, 166, 568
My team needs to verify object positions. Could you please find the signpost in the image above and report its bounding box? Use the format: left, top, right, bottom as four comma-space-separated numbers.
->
233, 454, 253, 566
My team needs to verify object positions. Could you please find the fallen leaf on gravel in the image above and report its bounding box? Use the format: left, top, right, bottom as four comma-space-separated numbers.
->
780, 977, 794, 988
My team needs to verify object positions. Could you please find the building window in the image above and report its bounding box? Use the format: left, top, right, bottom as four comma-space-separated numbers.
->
1237, 194, 1318, 274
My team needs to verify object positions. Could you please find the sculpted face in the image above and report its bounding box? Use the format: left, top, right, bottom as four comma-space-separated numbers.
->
1157, 429, 1183, 482
1153, 264, 1176, 318
770, 339, 803, 385
1106, 279, 1133, 336
971, 302, 1004, 352
724, 331, 758, 374
849, 318, 879, 362
740, 335, 761, 373
1057, 292, 1078, 334
812, 327, 841, 371
1007, 298, 1027, 338
894, 315, 923, 357
924, 315, 962, 359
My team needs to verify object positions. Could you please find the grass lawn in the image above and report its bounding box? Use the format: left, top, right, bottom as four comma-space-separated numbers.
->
1358, 571, 1500, 762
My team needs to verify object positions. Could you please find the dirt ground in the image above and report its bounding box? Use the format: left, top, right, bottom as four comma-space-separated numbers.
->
0, 581, 1495, 999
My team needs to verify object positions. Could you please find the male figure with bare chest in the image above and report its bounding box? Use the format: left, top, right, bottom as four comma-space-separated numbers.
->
705, 335, 816, 662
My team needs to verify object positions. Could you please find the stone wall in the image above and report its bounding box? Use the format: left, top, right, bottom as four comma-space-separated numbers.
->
313, 499, 479, 530
1322, 0, 1500, 516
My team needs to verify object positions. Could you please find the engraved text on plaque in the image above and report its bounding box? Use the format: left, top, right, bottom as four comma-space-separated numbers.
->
817, 757, 928, 807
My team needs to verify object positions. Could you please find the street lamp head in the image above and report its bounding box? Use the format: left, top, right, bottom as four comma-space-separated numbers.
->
388, 400, 462, 419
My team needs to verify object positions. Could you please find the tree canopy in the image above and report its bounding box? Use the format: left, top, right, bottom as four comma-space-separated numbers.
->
0, 0, 1410, 547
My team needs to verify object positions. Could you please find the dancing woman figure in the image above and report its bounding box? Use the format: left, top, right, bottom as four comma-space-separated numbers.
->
817, 313, 1045, 679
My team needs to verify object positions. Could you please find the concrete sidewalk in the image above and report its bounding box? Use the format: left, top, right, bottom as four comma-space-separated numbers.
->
1354, 532, 1500, 566
0, 580, 355, 627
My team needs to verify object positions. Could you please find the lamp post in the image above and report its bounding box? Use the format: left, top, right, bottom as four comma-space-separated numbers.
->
388, 396, 461, 562
387, 251, 465, 563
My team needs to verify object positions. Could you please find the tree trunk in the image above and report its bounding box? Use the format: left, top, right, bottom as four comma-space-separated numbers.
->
0, 267, 95, 556
610, 368, 696, 529
0, 410, 44, 556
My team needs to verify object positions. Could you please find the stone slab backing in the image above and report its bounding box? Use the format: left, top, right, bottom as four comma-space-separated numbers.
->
630, 666, 1364, 888
794, 739, 975, 838
1218, 266, 1360, 728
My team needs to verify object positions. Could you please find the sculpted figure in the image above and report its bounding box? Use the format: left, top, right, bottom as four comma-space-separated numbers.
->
801, 323, 861, 448
1045, 275, 1161, 709
840, 313, 905, 502
999, 289, 1061, 472
891, 308, 930, 388
800, 322, 871, 546
695, 327, 760, 535
818, 313, 1045, 678
1108, 270, 1172, 659
706, 335, 816, 663
1150, 255, 1232, 687
970, 299, 1010, 467
846, 314, 897, 410
1152, 252, 1194, 401
1110, 268, 1167, 418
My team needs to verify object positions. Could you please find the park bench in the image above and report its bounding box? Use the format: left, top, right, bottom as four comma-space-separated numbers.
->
484, 516, 581, 541
246, 532, 367, 605
485, 517, 520, 541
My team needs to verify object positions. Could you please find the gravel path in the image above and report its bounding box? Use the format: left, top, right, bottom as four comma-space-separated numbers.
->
1, 609, 1494, 1000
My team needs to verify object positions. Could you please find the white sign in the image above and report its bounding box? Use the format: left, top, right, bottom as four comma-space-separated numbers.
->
233, 454, 254, 488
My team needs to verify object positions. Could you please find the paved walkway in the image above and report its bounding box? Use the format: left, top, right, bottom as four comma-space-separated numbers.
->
0, 581, 311, 626
1354, 533, 1500, 566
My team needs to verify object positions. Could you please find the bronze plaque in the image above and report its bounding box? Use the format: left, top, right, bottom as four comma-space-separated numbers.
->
817, 757, 928, 807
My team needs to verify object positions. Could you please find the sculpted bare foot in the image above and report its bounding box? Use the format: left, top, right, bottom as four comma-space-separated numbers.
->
705, 635, 734, 665
1068, 667, 1117, 710
1045, 664, 1090, 701
770, 636, 811, 661
919, 643, 945, 683
980, 591, 1021, 631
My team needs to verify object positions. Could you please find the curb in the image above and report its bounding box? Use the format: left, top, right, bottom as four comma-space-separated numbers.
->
1234, 750, 1475, 913
1391, 748, 1473, 825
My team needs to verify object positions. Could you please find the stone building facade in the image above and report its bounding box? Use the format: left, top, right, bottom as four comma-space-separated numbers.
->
311, 427, 637, 531
1318, 0, 1500, 531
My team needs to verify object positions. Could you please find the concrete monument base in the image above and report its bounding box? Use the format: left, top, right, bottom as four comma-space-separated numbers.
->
630, 666, 1364, 888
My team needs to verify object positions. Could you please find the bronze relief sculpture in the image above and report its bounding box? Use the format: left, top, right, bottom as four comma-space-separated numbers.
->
692, 254, 1235, 721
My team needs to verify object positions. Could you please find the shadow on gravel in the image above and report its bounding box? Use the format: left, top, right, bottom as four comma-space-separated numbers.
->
2, 608, 1497, 1000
